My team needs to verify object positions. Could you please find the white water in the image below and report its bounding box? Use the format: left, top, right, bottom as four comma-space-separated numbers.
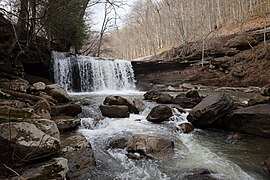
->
52, 51, 136, 92
77, 95, 259, 180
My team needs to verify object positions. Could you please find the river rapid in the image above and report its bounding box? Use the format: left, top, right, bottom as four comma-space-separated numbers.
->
71, 91, 270, 180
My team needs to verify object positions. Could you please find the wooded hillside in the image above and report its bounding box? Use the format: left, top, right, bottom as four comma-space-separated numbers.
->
107, 0, 270, 59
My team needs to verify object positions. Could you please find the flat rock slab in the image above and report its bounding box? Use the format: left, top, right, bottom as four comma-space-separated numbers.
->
187, 93, 234, 128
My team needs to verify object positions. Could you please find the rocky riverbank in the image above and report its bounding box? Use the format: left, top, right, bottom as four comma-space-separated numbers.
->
0, 78, 95, 179
132, 16, 270, 91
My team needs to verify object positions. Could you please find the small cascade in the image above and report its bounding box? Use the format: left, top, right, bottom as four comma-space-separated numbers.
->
52, 51, 136, 92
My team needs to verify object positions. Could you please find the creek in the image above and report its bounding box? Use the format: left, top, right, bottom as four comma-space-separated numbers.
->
52, 53, 269, 179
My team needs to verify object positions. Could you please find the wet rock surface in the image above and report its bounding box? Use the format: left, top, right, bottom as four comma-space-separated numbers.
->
100, 105, 130, 118
187, 93, 234, 128
221, 104, 270, 137
61, 134, 96, 179
126, 134, 175, 160
147, 105, 173, 123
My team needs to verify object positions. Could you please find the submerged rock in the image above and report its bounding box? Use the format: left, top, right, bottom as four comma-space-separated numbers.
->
147, 105, 172, 123
0, 122, 60, 165
187, 93, 234, 128
45, 84, 70, 103
221, 104, 270, 137
100, 105, 129, 118
126, 134, 174, 160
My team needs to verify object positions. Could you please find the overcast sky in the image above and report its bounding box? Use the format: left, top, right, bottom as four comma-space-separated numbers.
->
91, 0, 136, 31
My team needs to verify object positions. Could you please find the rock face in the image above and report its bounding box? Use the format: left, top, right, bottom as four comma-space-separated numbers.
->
221, 104, 270, 137
0, 122, 60, 164
126, 135, 174, 159
147, 105, 172, 123
187, 93, 234, 128
20, 157, 68, 180
45, 84, 70, 103
61, 135, 96, 180
100, 105, 130, 118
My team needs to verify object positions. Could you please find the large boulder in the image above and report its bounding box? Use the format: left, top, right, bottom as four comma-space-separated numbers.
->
54, 118, 81, 131
170, 96, 201, 108
51, 103, 82, 117
45, 84, 70, 103
0, 122, 60, 164
133, 98, 145, 112
221, 104, 270, 137
144, 90, 161, 100
61, 135, 96, 179
33, 119, 60, 140
126, 134, 174, 160
146, 105, 172, 123
156, 93, 173, 104
19, 157, 68, 179
104, 95, 138, 114
187, 93, 234, 128
100, 105, 129, 118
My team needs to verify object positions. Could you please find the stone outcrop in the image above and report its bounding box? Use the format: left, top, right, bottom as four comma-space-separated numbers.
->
146, 105, 173, 123
221, 104, 270, 137
187, 93, 234, 128
126, 134, 174, 160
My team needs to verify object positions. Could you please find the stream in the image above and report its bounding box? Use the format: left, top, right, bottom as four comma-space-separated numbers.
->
71, 91, 270, 180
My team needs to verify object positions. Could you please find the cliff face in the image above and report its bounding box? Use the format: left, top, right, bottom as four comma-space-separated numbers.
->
132, 17, 270, 90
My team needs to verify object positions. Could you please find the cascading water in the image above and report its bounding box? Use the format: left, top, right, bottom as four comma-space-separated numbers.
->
52, 51, 136, 92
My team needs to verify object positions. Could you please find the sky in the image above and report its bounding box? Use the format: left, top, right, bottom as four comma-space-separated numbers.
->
90, 0, 136, 31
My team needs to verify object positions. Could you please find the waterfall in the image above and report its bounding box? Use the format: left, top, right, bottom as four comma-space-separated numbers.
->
52, 51, 136, 92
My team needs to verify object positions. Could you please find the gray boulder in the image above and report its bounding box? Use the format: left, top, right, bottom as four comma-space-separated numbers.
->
147, 105, 172, 123
156, 93, 173, 104
51, 103, 82, 117
144, 90, 161, 100
187, 93, 234, 128
19, 157, 68, 179
61, 135, 96, 179
45, 84, 70, 103
221, 104, 270, 137
126, 134, 174, 160
100, 105, 129, 118
0, 122, 60, 164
